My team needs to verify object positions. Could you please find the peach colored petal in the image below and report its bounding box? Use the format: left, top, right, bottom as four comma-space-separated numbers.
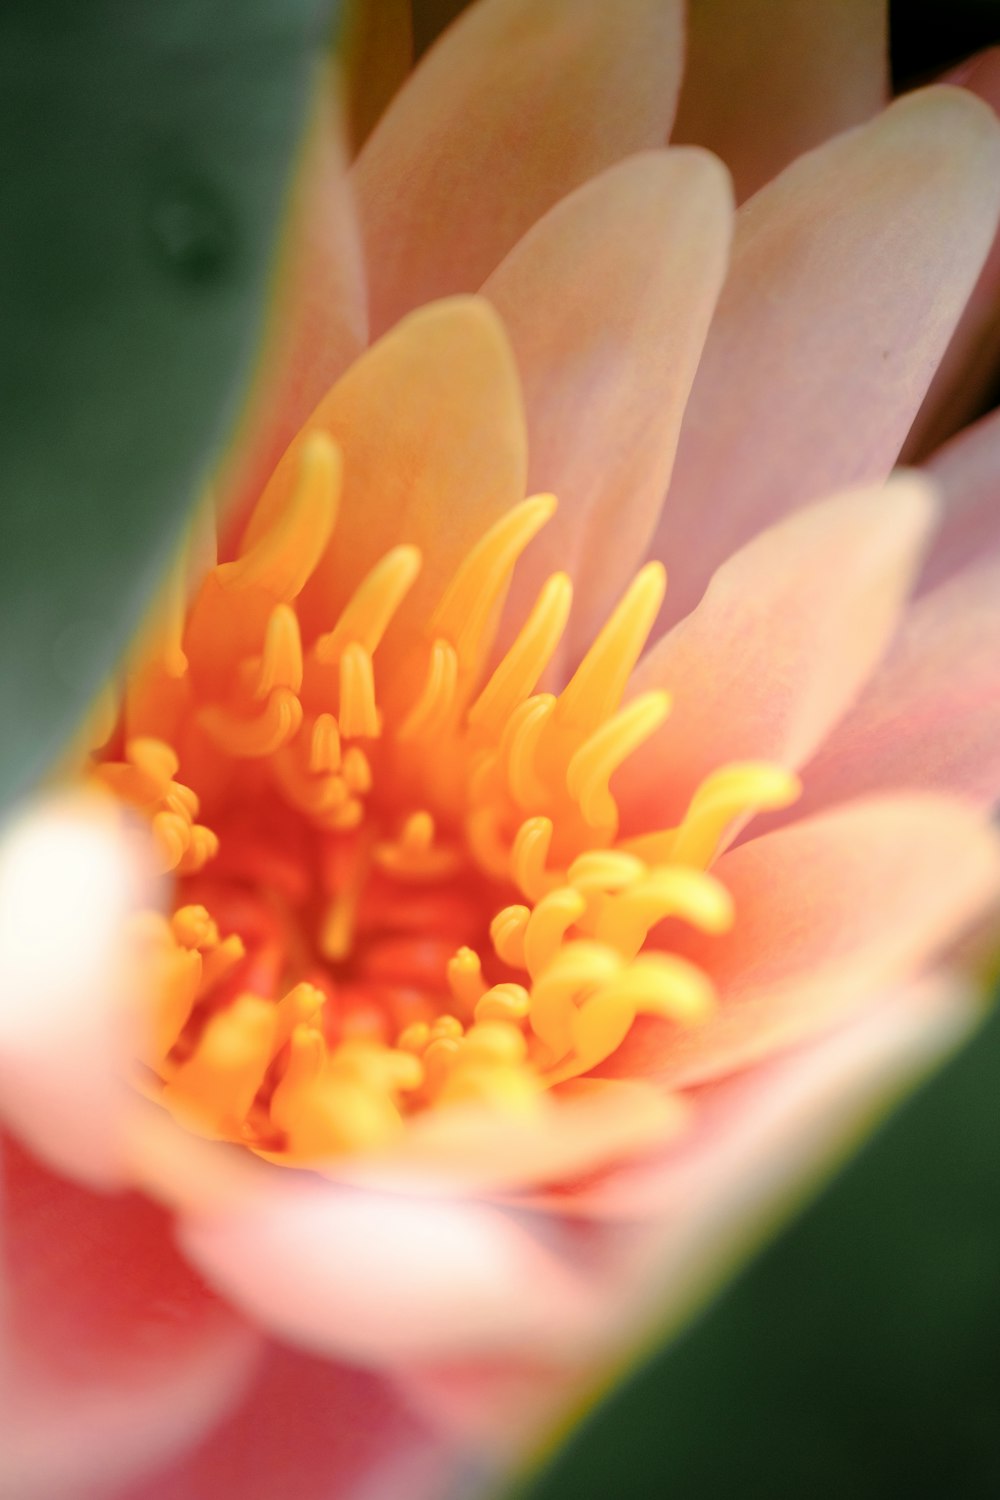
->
483, 148, 733, 661
788, 554, 1000, 819
904, 50, 1000, 460
0, 1139, 260, 1500
244, 297, 528, 642
602, 795, 1000, 1089
620, 475, 936, 833
178, 1178, 609, 1367
648, 86, 1000, 633
353, 0, 684, 336
673, 0, 887, 202
0, 795, 154, 1190
919, 404, 1000, 594
121, 1346, 448, 1500
218, 81, 367, 532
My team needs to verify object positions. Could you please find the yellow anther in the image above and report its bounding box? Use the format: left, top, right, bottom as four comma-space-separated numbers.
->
566, 690, 671, 831
429, 495, 557, 672
668, 762, 802, 868
596, 865, 734, 959
462, 1021, 528, 1065
429, 1014, 464, 1042
164, 996, 277, 1135
152, 810, 189, 871
342, 746, 372, 794
398, 810, 431, 852
199, 933, 246, 994
309, 713, 342, 774
523, 886, 587, 979
129, 736, 180, 791
475, 983, 530, 1024
200, 687, 303, 758
556, 562, 666, 733
316, 545, 422, 662
220, 433, 340, 602
567, 849, 645, 894
147, 945, 202, 1066
510, 816, 557, 902
171, 905, 220, 951
398, 639, 458, 739
339, 643, 379, 739
164, 782, 199, 821
275, 982, 325, 1049
447, 947, 487, 1012
423, 1035, 461, 1095
255, 605, 303, 698
176, 824, 220, 876
489, 904, 530, 968
528, 940, 624, 1058
504, 694, 556, 808
397, 1021, 431, 1054
468, 572, 573, 739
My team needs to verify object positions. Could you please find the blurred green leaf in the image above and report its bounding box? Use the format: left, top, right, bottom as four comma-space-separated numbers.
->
0, 0, 339, 805
514, 993, 1000, 1499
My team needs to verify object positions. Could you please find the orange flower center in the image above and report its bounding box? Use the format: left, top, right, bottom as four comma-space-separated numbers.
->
90, 432, 798, 1166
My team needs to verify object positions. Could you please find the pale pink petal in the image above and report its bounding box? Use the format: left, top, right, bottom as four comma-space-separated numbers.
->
919, 403, 1000, 593
904, 50, 1000, 459
789, 554, 1000, 818
483, 148, 733, 659
648, 86, 1000, 632
217, 82, 367, 531
673, 0, 887, 201
0, 796, 155, 1190
621, 475, 935, 832
602, 795, 1000, 1088
245, 296, 528, 643
120, 1345, 450, 1500
0, 1138, 260, 1500
178, 1176, 617, 1367
354, 0, 684, 336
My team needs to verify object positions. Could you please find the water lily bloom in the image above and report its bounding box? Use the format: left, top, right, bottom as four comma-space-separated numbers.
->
4, 1, 1000, 1496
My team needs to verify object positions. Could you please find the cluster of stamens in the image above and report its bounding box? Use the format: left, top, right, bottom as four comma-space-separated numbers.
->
89, 430, 798, 1165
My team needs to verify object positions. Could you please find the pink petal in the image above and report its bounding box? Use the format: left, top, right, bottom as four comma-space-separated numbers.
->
621, 475, 935, 833
602, 794, 1000, 1089
648, 86, 1000, 633
246, 296, 529, 643
0, 1138, 260, 1500
673, 0, 887, 201
178, 1175, 618, 1367
483, 147, 733, 661
218, 86, 367, 528
0, 796, 155, 1190
353, 0, 684, 336
904, 50, 1000, 459
919, 403, 1000, 593
119, 1345, 449, 1500
790, 553, 1000, 818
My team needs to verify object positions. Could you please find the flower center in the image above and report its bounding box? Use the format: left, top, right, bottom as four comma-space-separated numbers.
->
91, 432, 798, 1165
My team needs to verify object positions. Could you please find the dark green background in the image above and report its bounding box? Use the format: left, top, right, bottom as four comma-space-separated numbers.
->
0, 0, 340, 806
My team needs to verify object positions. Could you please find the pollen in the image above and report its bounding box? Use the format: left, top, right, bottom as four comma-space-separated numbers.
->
92, 430, 800, 1168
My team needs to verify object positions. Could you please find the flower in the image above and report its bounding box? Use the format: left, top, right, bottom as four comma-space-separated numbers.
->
3, 2, 1000, 1496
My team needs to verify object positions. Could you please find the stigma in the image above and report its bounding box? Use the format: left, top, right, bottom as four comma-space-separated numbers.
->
91, 431, 799, 1166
